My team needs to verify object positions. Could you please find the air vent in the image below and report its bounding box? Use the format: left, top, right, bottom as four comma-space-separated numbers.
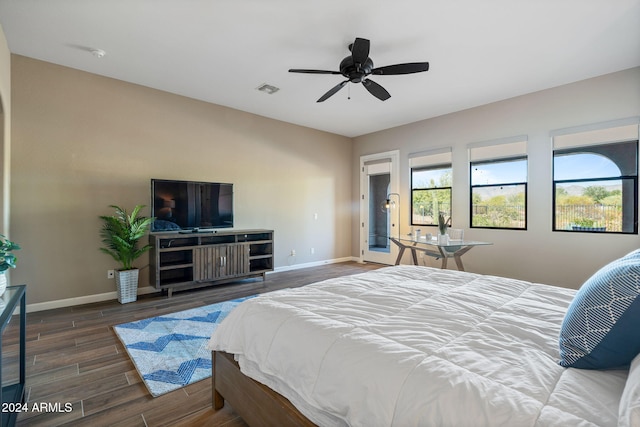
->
256, 83, 280, 95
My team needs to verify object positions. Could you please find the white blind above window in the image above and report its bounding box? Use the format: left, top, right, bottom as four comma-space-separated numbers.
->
366, 162, 390, 175
364, 158, 391, 175
552, 120, 640, 150
409, 147, 452, 168
468, 136, 527, 162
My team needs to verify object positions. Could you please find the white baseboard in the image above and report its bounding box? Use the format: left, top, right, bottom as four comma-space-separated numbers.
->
23, 285, 160, 313
23, 257, 359, 313
273, 256, 357, 273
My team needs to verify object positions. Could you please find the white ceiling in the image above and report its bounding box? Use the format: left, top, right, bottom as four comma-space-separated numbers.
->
1, 0, 639, 137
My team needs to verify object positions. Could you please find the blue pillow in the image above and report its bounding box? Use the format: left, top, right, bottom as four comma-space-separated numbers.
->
559, 257, 640, 369
622, 248, 640, 262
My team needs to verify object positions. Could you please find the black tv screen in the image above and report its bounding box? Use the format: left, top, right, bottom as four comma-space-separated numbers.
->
151, 179, 233, 232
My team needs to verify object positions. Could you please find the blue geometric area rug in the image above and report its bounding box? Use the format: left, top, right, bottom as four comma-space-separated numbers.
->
113, 296, 254, 397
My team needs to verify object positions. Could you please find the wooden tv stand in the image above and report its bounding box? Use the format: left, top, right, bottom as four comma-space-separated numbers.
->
149, 229, 274, 297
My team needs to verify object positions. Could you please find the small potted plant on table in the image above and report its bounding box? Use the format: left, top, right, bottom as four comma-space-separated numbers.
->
0, 234, 20, 296
438, 213, 450, 245
99, 205, 154, 303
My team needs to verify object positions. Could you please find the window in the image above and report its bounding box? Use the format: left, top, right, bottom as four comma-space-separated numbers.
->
470, 157, 527, 229
410, 148, 452, 226
411, 165, 451, 225
469, 137, 528, 230
553, 140, 638, 234
551, 120, 639, 234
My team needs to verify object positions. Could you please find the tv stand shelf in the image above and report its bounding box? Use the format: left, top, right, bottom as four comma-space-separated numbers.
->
150, 229, 274, 297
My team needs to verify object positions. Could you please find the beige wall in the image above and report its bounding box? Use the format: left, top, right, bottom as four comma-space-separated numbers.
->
11, 55, 353, 306
9, 49, 640, 306
353, 67, 640, 289
0, 24, 10, 236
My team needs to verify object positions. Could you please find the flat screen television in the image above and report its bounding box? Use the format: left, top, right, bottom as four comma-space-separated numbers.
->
151, 179, 233, 232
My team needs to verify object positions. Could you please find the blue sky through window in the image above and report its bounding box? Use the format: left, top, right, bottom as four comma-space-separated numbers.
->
416, 154, 622, 186
471, 159, 527, 185
412, 167, 451, 189
554, 153, 620, 180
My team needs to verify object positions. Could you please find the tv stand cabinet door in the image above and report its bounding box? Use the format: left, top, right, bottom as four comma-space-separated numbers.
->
193, 244, 249, 281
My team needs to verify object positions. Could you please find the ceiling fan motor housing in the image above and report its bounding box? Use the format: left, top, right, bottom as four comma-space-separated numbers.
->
340, 56, 374, 83
288, 37, 428, 102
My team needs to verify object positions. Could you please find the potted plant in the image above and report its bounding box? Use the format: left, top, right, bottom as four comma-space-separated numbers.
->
0, 234, 20, 296
437, 213, 450, 245
99, 205, 154, 303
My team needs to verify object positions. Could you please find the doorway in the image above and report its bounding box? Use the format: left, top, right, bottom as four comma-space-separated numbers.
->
360, 150, 399, 265
0, 98, 5, 234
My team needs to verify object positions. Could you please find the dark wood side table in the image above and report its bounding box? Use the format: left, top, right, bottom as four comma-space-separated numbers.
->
0, 285, 26, 427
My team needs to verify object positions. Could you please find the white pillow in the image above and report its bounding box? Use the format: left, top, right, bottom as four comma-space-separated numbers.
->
619, 352, 640, 427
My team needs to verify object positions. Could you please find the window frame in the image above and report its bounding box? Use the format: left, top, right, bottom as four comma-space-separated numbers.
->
410, 163, 452, 227
552, 140, 638, 234
469, 155, 528, 230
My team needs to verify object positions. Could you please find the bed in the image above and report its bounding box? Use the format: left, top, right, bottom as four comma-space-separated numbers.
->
208, 260, 640, 426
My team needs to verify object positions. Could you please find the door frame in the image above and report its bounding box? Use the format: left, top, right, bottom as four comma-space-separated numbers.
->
359, 150, 400, 264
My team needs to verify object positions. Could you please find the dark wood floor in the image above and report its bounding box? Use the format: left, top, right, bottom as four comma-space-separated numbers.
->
4, 261, 382, 427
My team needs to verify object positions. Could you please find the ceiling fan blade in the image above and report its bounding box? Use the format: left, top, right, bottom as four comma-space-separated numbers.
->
351, 38, 370, 65
372, 62, 429, 75
362, 79, 391, 101
289, 69, 342, 75
317, 80, 349, 102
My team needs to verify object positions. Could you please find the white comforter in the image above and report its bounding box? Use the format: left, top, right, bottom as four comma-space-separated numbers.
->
209, 265, 627, 426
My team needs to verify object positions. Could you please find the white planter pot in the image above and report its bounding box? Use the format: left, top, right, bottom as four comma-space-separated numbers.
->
115, 269, 139, 304
0, 273, 6, 296
437, 233, 450, 245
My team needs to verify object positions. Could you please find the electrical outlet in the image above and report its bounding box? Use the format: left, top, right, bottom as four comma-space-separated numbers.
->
107, 270, 115, 279
290, 249, 296, 256
310, 248, 315, 255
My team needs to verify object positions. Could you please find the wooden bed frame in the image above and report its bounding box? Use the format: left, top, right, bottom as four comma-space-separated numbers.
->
212, 351, 317, 426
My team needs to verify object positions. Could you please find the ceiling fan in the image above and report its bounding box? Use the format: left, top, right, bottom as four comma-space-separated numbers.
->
289, 37, 429, 102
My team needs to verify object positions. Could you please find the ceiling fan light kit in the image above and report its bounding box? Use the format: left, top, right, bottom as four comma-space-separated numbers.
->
289, 37, 429, 102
